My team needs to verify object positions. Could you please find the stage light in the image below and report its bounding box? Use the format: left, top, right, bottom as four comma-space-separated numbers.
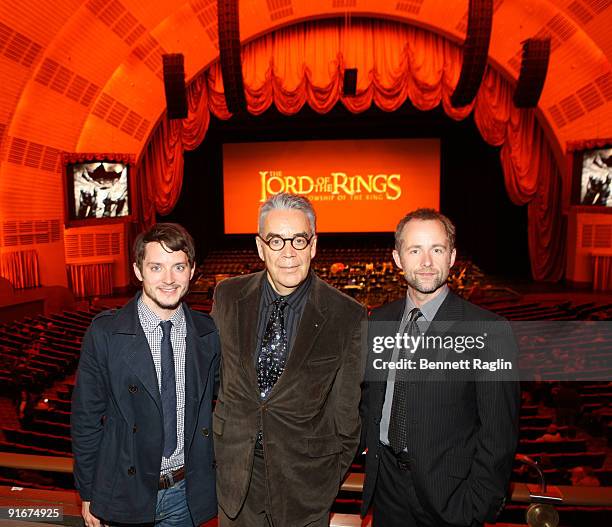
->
451, 0, 493, 107
513, 38, 551, 108
218, 0, 246, 115
162, 54, 188, 120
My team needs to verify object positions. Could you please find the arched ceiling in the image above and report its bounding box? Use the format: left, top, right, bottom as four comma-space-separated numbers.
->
0, 0, 610, 222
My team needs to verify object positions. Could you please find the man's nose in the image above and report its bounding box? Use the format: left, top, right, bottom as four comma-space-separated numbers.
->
421, 251, 433, 267
280, 240, 297, 257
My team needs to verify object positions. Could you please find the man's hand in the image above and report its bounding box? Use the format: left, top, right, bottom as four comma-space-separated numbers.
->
82, 501, 103, 527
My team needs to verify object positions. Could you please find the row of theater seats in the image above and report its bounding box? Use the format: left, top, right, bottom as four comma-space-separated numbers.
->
481, 298, 612, 321
195, 247, 491, 310
0, 307, 101, 463
2, 388, 610, 483
0, 309, 103, 396
196, 248, 612, 320
510, 317, 612, 380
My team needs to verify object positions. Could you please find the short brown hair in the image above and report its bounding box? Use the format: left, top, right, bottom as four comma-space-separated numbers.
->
133, 223, 195, 271
395, 209, 456, 251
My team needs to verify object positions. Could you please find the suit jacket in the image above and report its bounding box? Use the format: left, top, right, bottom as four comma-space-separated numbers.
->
71, 293, 220, 524
211, 271, 366, 527
360, 291, 520, 526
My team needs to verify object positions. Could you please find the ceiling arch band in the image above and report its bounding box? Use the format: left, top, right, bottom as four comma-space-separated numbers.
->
1, 1, 610, 230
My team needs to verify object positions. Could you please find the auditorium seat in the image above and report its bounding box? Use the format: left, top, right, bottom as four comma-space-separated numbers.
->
520, 426, 570, 440
2, 428, 72, 453
520, 415, 553, 427
0, 440, 70, 458
26, 420, 71, 437
534, 451, 607, 470
33, 408, 71, 425
517, 439, 588, 455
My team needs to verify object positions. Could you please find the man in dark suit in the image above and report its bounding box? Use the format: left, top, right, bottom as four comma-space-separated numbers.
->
211, 193, 366, 527
71, 223, 219, 526
361, 209, 519, 527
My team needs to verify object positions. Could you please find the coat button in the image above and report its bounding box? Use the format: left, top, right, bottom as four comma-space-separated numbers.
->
127, 466, 136, 475
133, 425, 137, 433
201, 427, 209, 437
212, 461, 217, 469
128, 385, 138, 393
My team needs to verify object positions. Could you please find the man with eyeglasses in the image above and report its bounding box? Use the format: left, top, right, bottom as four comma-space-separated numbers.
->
211, 192, 366, 527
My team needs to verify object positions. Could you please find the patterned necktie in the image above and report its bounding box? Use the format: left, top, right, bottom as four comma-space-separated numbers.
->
160, 320, 177, 458
257, 297, 288, 399
388, 307, 422, 454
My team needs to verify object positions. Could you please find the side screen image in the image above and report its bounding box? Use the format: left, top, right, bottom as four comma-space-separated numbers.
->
580, 148, 612, 206
223, 139, 440, 233
68, 162, 130, 220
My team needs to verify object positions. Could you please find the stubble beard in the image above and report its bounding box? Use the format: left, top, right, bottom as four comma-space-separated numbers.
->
146, 285, 188, 312
405, 271, 446, 295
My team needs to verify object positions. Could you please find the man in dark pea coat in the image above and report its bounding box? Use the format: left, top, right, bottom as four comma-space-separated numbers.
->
72, 223, 219, 526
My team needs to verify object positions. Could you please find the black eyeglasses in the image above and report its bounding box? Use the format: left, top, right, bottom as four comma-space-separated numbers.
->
257, 234, 314, 251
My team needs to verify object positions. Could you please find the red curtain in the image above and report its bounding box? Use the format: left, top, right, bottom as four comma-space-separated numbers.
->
136, 20, 564, 281
592, 255, 612, 291
0, 249, 40, 289
67, 262, 114, 297
135, 76, 212, 229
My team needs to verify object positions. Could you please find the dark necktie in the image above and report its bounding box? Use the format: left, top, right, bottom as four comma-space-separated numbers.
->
257, 297, 288, 399
388, 307, 422, 454
160, 320, 177, 458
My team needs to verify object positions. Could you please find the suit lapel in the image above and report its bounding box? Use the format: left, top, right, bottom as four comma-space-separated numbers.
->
237, 272, 264, 391
428, 291, 464, 363
374, 299, 405, 399
431, 290, 464, 328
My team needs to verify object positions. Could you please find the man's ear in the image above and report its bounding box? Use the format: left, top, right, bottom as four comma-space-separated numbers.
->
133, 262, 143, 282
450, 248, 457, 269
309, 235, 317, 259
190, 263, 196, 280
255, 236, 265, 262
392, 249, 403, 270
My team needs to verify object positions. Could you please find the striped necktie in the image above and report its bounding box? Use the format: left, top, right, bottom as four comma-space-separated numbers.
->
388, 307, 422, 454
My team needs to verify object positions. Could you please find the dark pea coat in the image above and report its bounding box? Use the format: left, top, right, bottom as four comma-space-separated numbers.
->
71, 293, 219, 524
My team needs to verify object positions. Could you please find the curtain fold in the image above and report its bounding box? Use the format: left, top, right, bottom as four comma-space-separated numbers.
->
0, 249, 40, 289
136, 20, 564, 281
592, 255, 612, 291
67, 263, 113, 298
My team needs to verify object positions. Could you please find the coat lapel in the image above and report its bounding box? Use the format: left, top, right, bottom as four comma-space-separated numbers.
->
184, 308, 217, 455
115, 296, 162, 415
